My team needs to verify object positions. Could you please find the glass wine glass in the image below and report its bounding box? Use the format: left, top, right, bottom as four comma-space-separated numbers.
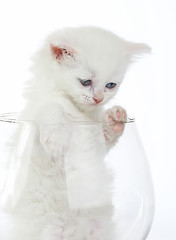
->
0, 112, 154, 240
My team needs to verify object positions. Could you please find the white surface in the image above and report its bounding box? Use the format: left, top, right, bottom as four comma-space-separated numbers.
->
0, 0, 175, 239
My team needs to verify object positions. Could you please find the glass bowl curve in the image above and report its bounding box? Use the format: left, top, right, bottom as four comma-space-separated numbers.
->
0, 113, 154, 240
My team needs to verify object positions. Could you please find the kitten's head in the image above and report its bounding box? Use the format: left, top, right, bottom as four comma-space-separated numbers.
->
31, 27, 150, 111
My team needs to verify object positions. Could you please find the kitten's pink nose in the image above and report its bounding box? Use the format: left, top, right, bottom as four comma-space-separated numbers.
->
93, 94, 104, 104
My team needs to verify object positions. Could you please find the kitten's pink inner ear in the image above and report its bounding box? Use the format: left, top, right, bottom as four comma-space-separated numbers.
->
50, 44, 77, 59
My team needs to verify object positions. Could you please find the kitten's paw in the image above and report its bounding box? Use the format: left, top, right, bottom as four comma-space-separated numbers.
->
40, 120, 72, 158
102, 106, 127, 143
37, 105, 73, 158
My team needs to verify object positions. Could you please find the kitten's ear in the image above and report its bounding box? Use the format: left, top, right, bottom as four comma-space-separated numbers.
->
125, 42, 151, 60
50, 44, 77, 61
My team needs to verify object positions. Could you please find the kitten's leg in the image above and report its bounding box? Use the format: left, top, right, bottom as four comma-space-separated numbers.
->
102, 106, 127, 147
35, 104, 73, 158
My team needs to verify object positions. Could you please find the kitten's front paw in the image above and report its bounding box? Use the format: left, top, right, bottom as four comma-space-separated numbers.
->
40, 123, 72, 158
37, 106, 73, 158
102, 106, 127, 143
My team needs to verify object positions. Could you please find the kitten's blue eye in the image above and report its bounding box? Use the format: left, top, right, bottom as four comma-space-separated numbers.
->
105, 82, 117, 89
80, 79, 92, 86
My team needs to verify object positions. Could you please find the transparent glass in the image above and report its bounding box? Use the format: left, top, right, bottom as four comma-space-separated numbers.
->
0, 113, 154, 240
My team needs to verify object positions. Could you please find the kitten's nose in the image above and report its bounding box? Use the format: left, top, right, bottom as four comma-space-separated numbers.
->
93, 93, 104, 104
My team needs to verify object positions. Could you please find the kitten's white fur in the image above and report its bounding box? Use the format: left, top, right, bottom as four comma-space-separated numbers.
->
0, 26, 150, 240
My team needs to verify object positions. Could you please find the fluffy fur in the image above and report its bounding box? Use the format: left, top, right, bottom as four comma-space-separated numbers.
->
0, 26, 150, 240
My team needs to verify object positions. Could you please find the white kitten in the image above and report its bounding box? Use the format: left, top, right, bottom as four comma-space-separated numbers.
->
1, 26, 150, 240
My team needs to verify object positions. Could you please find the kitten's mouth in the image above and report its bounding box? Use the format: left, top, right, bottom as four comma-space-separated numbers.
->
88, 101, 104, 107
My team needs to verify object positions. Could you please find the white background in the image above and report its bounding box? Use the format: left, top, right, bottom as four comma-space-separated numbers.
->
0, 0, 175, 239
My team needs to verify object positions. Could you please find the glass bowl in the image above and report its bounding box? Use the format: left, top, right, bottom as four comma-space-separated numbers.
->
0, 113, 154, 240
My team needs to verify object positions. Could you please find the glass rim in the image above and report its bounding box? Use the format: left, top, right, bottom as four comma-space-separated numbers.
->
0, 112, 135, 125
